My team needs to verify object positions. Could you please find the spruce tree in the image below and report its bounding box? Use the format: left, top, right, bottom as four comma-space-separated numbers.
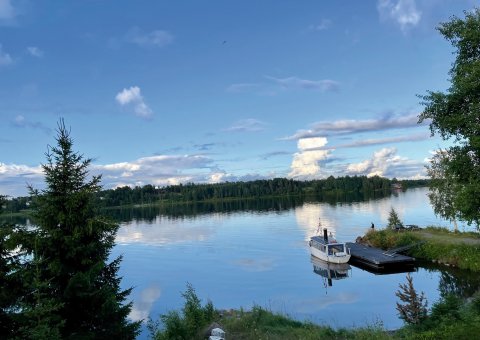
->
0, 195, 27, 336
28, 120, 139, 338
387, 208, 403, 229
396, 273, 428, 325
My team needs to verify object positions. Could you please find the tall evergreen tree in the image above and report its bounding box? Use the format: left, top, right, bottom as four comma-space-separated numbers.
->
387, 208, 403, 229
28, 120, 139, 338
0, 198, 22, 336
396, 273, 428, 325
1, 197, 35, 337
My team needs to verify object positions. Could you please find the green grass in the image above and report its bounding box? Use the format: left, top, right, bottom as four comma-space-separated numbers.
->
362, 228, 480, 271
149, 284, 480, 340
220, 306, 390, 339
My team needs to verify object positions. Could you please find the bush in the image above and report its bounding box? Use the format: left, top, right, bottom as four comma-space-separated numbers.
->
149, 283, 219, 340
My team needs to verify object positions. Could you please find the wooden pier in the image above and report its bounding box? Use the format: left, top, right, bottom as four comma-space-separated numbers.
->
346, 242, 415, 272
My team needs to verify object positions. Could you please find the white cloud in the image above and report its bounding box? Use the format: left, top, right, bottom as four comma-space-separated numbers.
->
0, 162, 44, 196
125, 27, 173, 48
115, 86, 153, 118
266, 76, 339, 92
0, 162, 43, 177
310, 133, 430, 151
378, 0, 421, 31
309, 19, 332, 31
282, 112, 425, 140
0, 44, 13, 66
227, 75, 339, 96
13, 115, 51, 134
225, 83, 260, 93
288, 137, 330, 179
346, 147, 426, 178
93, 154, 215, 189
27, 46, 44, 58
347, 147, 398, 177
208, 171, 228, 183
0, 0, 15, 22
223, 118, 267, 132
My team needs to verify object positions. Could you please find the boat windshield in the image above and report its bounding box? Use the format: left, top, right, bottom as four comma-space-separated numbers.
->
328, 244, 345, 255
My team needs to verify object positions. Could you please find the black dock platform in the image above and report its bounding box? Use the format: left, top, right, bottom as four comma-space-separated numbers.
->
347, 242, 415, 271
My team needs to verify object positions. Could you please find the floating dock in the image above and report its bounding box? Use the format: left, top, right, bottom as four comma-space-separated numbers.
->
346, 242, 415, 272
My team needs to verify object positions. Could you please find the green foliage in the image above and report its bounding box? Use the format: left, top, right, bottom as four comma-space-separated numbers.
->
15, 120, 140, 338
150, 283, 219, 340
413, 241, 480, 271
221, 305, 389, 340
93, 176, 429, 208
419, 9, 480, 229
426, 150, 460, 231
365, 228, 420, 249
398, 292, 480, 339
0, 224, 25, 336
363, 228, 480, 271
387, 208, 404, 229
396, 273, 428, 325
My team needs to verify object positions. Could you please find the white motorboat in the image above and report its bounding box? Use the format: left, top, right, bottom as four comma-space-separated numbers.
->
309, 228, 351, 264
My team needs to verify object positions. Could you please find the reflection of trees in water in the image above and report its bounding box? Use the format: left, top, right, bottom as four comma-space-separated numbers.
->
103, 196, 306, 223
104, 190, 395, 223
305, 190, 390, 206
420, 262, 480, 299
4, 190, 394, 225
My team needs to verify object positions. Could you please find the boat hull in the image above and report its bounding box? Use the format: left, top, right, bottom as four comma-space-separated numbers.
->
309, 244, 351, 264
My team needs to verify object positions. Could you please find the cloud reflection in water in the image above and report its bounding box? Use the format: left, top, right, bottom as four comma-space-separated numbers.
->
116, 217, 216, 246
129, 283, 161, 322
233, 258, 276, 272
292, 292, 358, 313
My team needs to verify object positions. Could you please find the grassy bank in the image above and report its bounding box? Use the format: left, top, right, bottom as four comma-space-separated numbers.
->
217, 307, 387, 340
361, 227, 480, 271
148, 284, 480, 340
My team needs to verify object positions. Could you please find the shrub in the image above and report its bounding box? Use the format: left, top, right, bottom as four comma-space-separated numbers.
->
149, 283, 219, 340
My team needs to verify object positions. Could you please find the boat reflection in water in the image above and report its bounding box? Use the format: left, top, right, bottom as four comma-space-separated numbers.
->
310, 255, 351, 288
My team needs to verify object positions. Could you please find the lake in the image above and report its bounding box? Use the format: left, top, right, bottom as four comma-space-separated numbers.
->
109, 187, 478, 336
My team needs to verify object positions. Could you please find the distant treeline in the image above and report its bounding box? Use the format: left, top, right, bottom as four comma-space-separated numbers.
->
95, 176, 428, 208
1, 176, 429, 214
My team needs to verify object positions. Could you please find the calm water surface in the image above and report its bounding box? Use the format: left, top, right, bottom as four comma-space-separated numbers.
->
111, 188, 478, 335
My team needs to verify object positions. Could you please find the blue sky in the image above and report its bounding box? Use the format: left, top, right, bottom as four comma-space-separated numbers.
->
0, 0, 477, 197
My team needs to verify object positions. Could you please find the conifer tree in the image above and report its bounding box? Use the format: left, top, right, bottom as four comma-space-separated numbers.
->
28, 119, 140, 338
387, 208, 403, 229
0, 196, 27, 336
396, 273, 428, 325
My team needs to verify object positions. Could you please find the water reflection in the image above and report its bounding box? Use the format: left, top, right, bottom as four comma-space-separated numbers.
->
116, 217, 215, 245
311, 256, 351, 288
291, 292, 359, 313
421, 262, 480, 299
233, 258, 276, 272
7, 187, 477, 337
129, 283, 162, 322
104, 196, 306, 223
293, 187, 458, 245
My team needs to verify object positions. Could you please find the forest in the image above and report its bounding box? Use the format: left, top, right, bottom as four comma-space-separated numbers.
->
1, 176, 429, 214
